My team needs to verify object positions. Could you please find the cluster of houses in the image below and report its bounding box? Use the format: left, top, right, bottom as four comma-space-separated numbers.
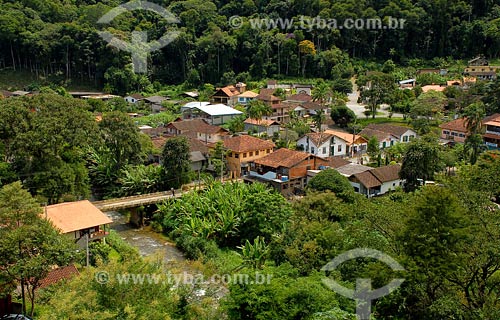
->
439, 113, 500, 149
398, 56, 499, 93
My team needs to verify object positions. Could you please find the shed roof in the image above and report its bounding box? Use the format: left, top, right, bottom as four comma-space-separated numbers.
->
45, 200, 112, 234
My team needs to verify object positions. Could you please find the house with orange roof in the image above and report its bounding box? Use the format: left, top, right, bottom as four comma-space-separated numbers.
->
439, 117, 469, 142
211, 83, 246, 104
234, 90, 259, 105
45, 200, 112, 248
244, 118, 280, 136
220, 135, 276, 178
245, 148, 329, 196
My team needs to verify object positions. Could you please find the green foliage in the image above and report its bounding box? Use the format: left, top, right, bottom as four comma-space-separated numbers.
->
157, 182, 292, 258
308, 169, 356, 203
161, 136, 192, 188
0, 182, 76, 316
360, 72, 397, 119
367, 136, 380, 160
330, 105, 356, 128
400, 137, 443, 191
225, 264, 340, 320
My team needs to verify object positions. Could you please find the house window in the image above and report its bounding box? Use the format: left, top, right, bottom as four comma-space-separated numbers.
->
208, 135, 212, 139
311, 147, 315, 154
337, 145, 342, 152
249, 151, 253, 157
443, 130, 450, 135
322, 147, 326, 154
243, 153, 247, 158
256, 150, 259, 156
331, 137, 335, 144
459, 133, 466, 138
403, 136, 408, 142
382, 142, 387, 148
235, 153, 239, 158
267, 149, 271, 153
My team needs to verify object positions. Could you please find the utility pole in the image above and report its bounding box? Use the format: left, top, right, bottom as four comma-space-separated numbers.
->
86, 232, 89, 267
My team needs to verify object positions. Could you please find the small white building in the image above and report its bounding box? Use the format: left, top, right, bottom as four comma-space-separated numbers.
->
124, 93, 144, 104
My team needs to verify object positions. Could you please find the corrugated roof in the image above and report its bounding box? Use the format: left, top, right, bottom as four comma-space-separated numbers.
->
195, 104, 244, 116
45, 200, 112, 234
190, 151, 206, 162
223, 135, 275, 153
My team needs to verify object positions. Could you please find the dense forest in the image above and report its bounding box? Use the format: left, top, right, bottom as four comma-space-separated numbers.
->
2, 0, 500, 89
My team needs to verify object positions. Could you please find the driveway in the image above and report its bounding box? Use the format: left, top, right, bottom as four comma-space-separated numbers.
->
346, 80, 403, 119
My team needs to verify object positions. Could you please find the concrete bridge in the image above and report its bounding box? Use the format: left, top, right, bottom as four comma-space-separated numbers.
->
92, 190, 182, 212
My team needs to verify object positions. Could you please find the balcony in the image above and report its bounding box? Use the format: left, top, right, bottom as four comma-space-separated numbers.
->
89, 230, 109, 240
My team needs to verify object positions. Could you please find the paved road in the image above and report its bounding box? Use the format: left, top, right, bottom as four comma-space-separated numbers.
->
347, 80, 404, 119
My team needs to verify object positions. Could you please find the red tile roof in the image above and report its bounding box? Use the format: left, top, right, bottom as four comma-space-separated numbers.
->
326, 156, 351, 168
45, 200, 112, 234
223, 135, 275, 153
39, 265, 79, 289
288, 93, 312, 102
244, 118, 280, 127
253, 148, 313, 168
439, 118, 468, 133
324, 129, 367, 145
214, 86, 239, 97
256, 94, 281, 102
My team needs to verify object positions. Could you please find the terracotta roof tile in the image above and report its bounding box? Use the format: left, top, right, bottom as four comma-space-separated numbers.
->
288, 93, 312, 102
256, 94, 281, 102
326, 156, 351, 168
253, 148, 312, 168
244, 118, 280, 127
324, 129, 367, 145
223, 135, 275, 153
45, 200, 112, 234
39, 265, 79, 289
439, 118, 468, 133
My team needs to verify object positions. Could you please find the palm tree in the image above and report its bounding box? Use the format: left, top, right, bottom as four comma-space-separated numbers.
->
463, 102, 486, 135
246, 99, 272, 135
463, 102, 486, 164
312, 82, 331, 108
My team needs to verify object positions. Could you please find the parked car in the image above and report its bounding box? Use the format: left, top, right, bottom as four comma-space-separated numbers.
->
1, 315, 33, 320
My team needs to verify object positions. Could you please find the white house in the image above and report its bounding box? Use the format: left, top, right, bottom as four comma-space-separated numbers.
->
124, 93, 144, 104
298, 130, 368, 158
234, 90, 259, 105
362, 124, 417, 145
349, 164, 403, 197
182, 103, 244, 125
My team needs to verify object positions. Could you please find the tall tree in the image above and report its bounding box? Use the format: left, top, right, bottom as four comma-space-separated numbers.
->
400, 137, 442, 191
360, 72, 396, 119
0, 182, 75, 316
99, 111, 143, 172
161, 136, 192, 188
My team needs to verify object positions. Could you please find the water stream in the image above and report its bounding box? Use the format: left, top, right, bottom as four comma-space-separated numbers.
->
105, 211, 185, 263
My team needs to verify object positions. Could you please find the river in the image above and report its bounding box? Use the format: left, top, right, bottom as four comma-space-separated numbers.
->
105, 211, 185, 263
